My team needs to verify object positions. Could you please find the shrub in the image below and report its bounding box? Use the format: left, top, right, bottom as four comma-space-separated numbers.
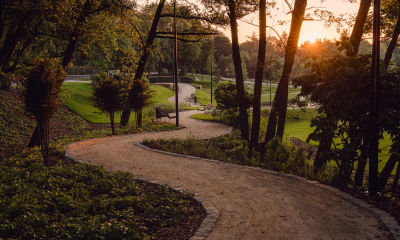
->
213, 82, 253, 111
22, 58, 66, 166
0, 71, 17, 91
258, 137, 309, 175
91, 73, 124, 135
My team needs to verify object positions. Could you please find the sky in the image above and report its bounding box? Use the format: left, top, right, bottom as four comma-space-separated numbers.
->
220, 0, 362, 44
138, 0, 363, 45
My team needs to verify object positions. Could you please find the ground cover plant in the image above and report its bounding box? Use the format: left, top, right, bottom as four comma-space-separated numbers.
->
1, 88, 204, 239
0, 149, 204, 239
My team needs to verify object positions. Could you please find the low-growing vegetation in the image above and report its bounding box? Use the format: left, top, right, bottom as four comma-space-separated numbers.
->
143, 131, 327, 181
0, 149, 204, 239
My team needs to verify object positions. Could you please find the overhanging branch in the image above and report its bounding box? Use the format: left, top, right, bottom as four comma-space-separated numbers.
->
156, 31, 217, 36
156, 35, 204, 42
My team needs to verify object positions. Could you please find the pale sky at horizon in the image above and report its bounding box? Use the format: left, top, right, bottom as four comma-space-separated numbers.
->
221, 0, 361, 44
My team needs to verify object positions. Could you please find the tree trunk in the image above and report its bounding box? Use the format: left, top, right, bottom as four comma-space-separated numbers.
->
313, 131, 334, 172
120, 109, 131, 127
347, 0, 372, 57
393, 160, 400, 188
0, 9, 35, 70
250, 0, 266, 150
354, 143, 368, 186
0, 30, 23, 71
227, 0, 249, 141
384, 12, 400, 69
27, 125, 41, 148
378, 151, 400, 191
110, 112, 116, 135
264, 0, 307, 143
60, 0, 92, 68
120, 0, 166, 126
138, 108, 143, 128
28, 0, 94, 148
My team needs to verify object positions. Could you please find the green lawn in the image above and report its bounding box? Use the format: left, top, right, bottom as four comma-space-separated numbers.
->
63, 82, 174, 124
192, 108, 394, 174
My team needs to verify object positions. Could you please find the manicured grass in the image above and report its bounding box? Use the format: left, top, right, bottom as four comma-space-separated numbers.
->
62, 82, 174, 124
190, 114, 214, 121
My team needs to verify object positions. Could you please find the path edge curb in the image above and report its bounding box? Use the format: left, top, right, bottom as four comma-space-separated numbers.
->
64, 141, 220, 240
134, 142, 400, 240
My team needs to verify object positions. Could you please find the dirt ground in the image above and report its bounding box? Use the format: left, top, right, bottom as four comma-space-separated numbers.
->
68, 110, 393, 239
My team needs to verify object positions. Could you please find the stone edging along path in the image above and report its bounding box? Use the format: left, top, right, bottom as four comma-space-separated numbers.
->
64, 137, 400, 240
65, 142, 219, 240
64, 125, 229, 240
135, 143, 400, 240
64, 111, 399, 240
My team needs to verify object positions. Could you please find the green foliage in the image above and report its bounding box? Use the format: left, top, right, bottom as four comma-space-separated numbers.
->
0, 152, 195, 239
261, 137, 309, 175
288, 95, 308, 118
22, 58, 66, 165
214, 82, 253, 111
91, 73, 125, 117
129, 78, 154, 110
143, 131, 313, 177
0, 71, 17, 91
293, 54, 400, 186
22, 58, 65, 121
63, 83, 174, 124
204, 54, 217, 75
214, 68, 221, 84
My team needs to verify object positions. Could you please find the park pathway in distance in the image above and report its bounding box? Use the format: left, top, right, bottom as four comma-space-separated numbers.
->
67, 110, 394, 239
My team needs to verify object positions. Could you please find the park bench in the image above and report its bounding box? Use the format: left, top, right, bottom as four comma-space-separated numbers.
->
197, 103, 212, 114
186, 93, 195, 100
156, 107, 176, 122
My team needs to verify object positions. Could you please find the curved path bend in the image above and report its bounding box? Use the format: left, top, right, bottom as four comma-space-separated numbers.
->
67, 111, 396, 239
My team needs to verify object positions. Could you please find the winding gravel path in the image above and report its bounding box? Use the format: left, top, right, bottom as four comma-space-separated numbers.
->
67, 111, 396, 239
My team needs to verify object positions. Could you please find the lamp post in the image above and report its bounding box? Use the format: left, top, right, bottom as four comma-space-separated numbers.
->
211, 45, 213, 104
369, 0, 380, 196
174, 0, 179, 126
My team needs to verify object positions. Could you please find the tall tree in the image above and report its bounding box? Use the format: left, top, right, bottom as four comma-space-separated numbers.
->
250, 0, 266, 150
264, 0, 307, 144
347, 0, 372, 57
380, 0, 400, 69
120, 0, 166, 126
199, 0, 256, 141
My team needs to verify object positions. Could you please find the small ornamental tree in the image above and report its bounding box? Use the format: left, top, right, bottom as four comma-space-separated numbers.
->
214, 68, 221, 84
22, 58, 65, 166
205, 54, 217, 76
91, 72, 124, 135
128, 77, 154, 128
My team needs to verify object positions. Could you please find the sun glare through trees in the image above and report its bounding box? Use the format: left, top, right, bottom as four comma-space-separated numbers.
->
1, 0, 400, 238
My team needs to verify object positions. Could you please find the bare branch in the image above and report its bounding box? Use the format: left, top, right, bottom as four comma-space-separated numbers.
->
156, 31, 217, 36
155, 35, 203, 42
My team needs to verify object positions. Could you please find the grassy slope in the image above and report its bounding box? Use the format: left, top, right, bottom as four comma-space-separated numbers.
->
63, 82, 174, 124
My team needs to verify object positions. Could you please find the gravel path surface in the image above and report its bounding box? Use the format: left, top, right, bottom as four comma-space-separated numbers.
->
67, 111, 395, 239
168, 83, 199, 106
